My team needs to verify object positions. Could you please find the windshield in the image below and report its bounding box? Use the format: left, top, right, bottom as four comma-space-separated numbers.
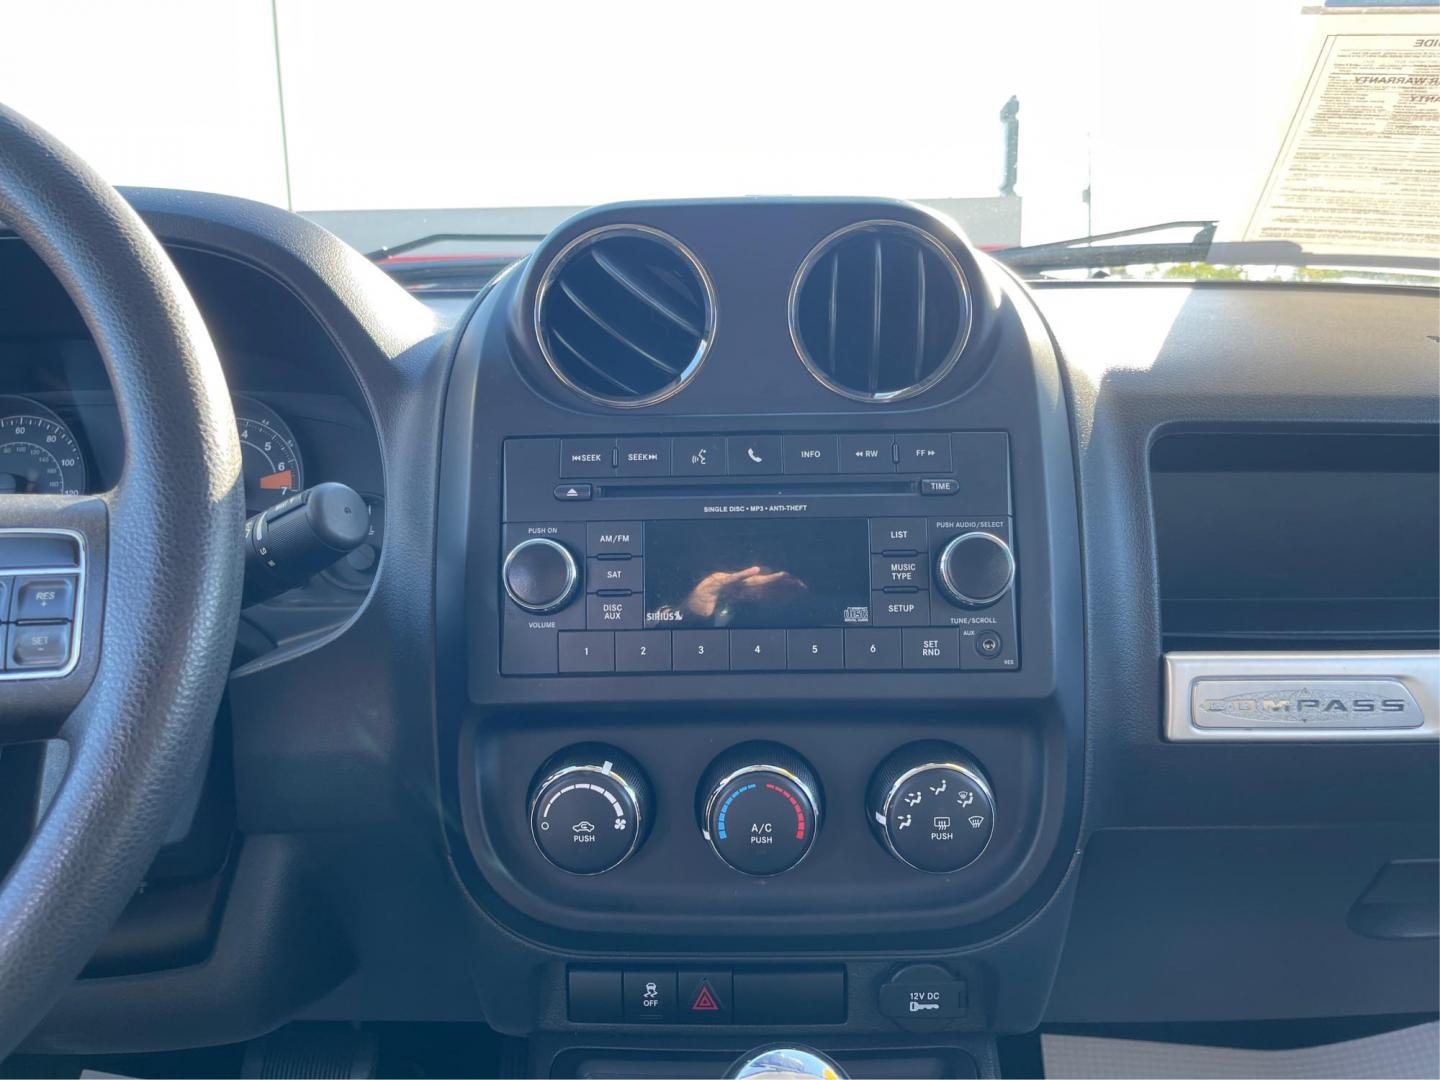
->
4, 1, 1437, 277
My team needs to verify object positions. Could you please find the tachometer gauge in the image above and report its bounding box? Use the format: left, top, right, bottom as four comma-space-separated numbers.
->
234, 395, 305, 514
0, 395, 88, 495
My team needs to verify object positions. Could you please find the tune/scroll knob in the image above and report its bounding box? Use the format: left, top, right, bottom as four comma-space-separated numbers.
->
936, 531, 1014, 608
868, 742, 995, 873
529, 746, 652, 875
502, 537, 580, 612
699, 743, 822, 876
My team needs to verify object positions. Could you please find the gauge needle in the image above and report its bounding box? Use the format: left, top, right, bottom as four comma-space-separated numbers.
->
258, 469, 293, 490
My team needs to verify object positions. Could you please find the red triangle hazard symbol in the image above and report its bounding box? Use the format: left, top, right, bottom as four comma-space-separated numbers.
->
690, 983, 721, 1012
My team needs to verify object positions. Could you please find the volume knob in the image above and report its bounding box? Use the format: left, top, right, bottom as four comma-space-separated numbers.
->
502, 537, 580, 613
936, 532, 1014, 608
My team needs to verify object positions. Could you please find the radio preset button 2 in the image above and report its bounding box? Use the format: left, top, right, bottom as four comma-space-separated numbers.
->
615, 631, 672, 672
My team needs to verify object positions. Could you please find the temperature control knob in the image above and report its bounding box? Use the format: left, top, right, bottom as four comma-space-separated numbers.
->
868, 742, 995, 873
529, 746, 651, 875
699, 743, 822, 876
503, 537, 580, 613
936, 531, 1014, 608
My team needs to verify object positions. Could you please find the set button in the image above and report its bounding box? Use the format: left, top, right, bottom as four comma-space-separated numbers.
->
2, 570, 80, 674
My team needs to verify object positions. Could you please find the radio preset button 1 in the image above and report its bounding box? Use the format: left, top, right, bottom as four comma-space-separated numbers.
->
616, 438, 671, 477
871, 518, 927, 553
896, 434, 952, 472
672, 437, 726, 476
559, 631, 616, 673
729, 629, 787, 671
844, 629, 902, 670
560, 439, 615, 478
587, 522, 643, 558
672, 629, 729, 671
727, 435, 783, 475
839, 434, 895, 473
783, 434, 839, 474
588, 556, 643, 593
872, 591, 930, 626
787, 629, 844, 670
615, 631, 672, 672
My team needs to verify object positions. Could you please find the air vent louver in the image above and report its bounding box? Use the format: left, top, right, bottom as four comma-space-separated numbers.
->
789, 221, 972, 402
535, 226, 713, 406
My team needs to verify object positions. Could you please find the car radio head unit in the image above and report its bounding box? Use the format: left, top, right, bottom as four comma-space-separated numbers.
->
496, 432, 1019, 676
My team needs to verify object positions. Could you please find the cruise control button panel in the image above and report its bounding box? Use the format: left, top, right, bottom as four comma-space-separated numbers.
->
0, 530, 83, 678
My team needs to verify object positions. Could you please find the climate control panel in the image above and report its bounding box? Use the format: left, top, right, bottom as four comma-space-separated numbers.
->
525, 741, 995, 878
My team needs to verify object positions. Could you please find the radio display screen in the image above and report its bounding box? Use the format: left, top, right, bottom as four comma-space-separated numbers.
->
644, 518, 871, 629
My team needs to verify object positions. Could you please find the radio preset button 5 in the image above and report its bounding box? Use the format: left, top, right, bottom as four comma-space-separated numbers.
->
787, 629, 844, 670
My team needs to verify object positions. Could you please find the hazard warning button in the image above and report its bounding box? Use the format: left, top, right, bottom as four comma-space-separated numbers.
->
678, 970, 732, 1024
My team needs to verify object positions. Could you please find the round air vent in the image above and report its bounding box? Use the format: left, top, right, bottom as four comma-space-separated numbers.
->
534, 225, 715, 407
789, 221, 973, 403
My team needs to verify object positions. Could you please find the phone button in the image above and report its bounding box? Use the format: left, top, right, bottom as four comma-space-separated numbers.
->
727, 435, 783, 475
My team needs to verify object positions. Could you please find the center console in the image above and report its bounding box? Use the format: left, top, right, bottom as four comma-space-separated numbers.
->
435, 197, 1084, 1057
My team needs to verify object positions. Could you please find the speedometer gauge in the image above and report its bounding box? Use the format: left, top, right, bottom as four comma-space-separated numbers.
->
0, 395, 88, 495
234, 395, 305, 514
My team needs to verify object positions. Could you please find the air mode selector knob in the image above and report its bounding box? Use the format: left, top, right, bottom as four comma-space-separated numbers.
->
868, 742, 995, 873
936, 531, 1014, 608
700, 743, 822, 876
529, 746, 652, 875
502, 537, 580, 612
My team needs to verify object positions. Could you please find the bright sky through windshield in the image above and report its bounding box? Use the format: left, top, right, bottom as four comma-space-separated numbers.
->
3, 0, 1309, 244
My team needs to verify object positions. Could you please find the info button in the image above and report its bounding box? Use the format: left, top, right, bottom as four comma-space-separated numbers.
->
784, 434, 839, 474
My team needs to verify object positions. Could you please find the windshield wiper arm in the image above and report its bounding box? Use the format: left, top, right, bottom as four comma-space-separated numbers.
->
364, 232, 544, 262
993, 220, 1440, 276
993, 221, 1218, 272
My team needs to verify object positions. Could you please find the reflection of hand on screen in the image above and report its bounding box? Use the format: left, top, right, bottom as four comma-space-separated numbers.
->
682, 565, 808, 620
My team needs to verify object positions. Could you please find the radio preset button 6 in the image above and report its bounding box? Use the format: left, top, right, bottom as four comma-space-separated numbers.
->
844, 628, 902, 670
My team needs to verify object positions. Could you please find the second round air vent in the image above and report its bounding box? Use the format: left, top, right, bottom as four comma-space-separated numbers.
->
789, 221, 973, 403
535, 225, 715, 407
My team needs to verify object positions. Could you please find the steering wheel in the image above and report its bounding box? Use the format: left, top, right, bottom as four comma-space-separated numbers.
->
0, 106, 244, 1054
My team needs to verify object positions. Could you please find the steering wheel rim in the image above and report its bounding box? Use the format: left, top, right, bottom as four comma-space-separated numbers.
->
0, 105, 244, 1054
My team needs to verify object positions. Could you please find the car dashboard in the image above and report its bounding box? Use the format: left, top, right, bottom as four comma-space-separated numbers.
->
0, 189, 1434, 1078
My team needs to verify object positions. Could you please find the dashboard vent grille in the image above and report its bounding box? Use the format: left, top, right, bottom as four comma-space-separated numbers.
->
789, 221, 972, 402
535, 226, 714, 407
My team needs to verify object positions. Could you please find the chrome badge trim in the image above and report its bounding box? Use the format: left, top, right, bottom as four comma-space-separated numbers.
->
1164, 651, 1439, 741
